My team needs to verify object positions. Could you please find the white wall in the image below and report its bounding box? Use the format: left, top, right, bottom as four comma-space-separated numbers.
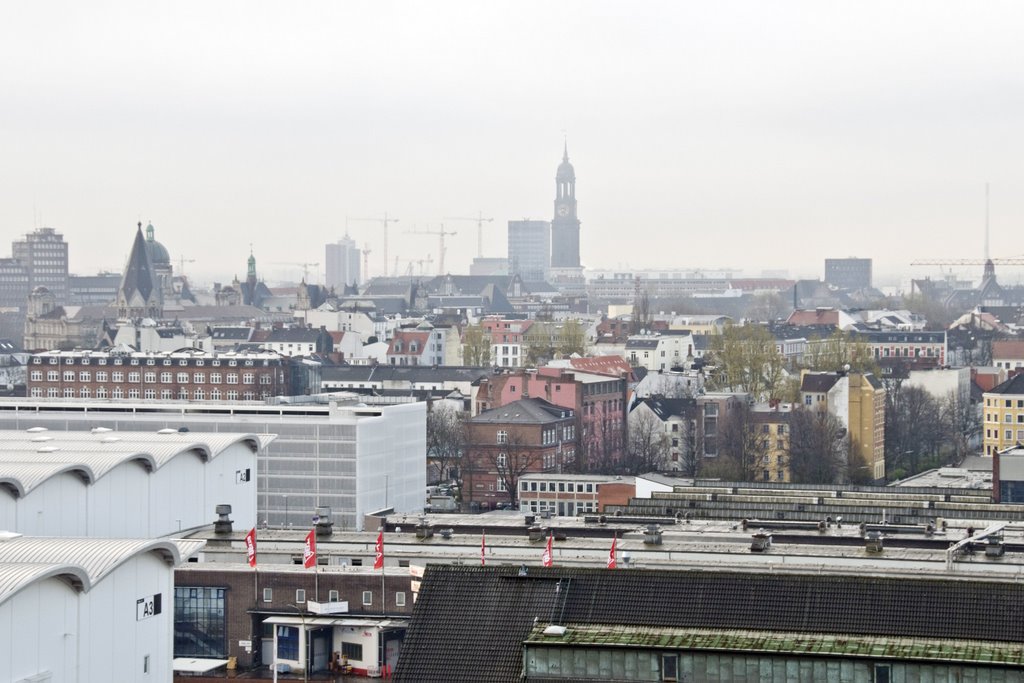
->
905, 367, 970, 404
0, 577, 78, 682
353, 402, 426, 531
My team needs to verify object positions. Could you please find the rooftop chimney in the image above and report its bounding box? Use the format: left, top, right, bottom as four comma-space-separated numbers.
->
214, 504, 233, 535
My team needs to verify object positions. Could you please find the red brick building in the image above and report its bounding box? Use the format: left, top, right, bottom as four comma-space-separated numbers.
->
27, 348, 289, 401
518, 473, 635, 516
463, 397, 576, 510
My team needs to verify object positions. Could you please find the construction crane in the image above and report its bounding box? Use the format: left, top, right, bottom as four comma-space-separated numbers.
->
350, 213, 399, 279
177, 256, 196, 277
270, 262, 319, 281
443, 212, 494, 258
406, 225, 457, 275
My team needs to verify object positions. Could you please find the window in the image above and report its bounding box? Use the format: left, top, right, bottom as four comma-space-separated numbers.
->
161, 389, 172, 400
79, 371, 90, 382
295, 589, 306, 603
30, 370, 41, 381
80, 387, 90, 398
341, 642, 363, 662
128, 388, 140, 399
243, 373, 255, 384
395, 591, 406, 607
497, 477, 506, 492
329, 590, 339, 602
496, 453, 507, 470
175, 587, 227, 657
161, 372, 172, 383
263, 588, 272, 602
662, 653, 678, 681
227, 374, 239, 384
145, 389, 156, 400
194, 372, 205, 383
497, 430, 508, 444
63, 370, 75, 382
128, 371, 140, 383
874, 663, 891, 683
96, 387, 108, 399
47, 370, 58, 381
112, 371, 124, 382
144, 372, 156, 383
177, 372, 189, 383
362, 591, 373, 606
112, 387, 124, 399
804, 395, 813, 405
211, 373, 222, 384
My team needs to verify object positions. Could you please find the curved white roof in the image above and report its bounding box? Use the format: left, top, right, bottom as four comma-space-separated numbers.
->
0, 536, 204, 606
0, 561, 91, 604
0, 430, 271, 498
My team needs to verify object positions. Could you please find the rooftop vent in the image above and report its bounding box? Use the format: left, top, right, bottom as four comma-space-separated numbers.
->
314, 506, 334, 538
30, 436, 52, 442
91, 427, 113, 434
157, 428, 177, 434
214, 504, 233, 535
26, 427, 47, 433
36, 446, 59, 453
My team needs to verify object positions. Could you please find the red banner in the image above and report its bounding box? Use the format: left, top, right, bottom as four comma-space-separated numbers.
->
374, 531, 385, 570
245, 527, 257, 567
607, 536, 617, 570
303, 529, 317, 569
541, 533, 553, 567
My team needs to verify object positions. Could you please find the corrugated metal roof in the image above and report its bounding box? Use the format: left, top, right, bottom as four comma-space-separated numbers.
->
0, 561, 91, 604
0, 430, 273, 497
0, 537, 203, 605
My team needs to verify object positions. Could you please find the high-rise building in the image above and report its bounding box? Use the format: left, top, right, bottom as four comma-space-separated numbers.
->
12, 227, 69, 303
507, 220, 550, 283
551, 143, 581, 269
825, 257, 872, 291
325, 235, 361, 290
0, 258, 30, 309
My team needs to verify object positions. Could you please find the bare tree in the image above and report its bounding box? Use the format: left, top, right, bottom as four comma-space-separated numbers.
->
704, 403, 766, 481
426, 402, 466, 484
626, 408, 670, 474
885, 384, 943, 479
490, 428, 543, 508
707, 324, 788, 402
787, 408, 847, 484
941, 390, 981, 464
631, 287, 652, 335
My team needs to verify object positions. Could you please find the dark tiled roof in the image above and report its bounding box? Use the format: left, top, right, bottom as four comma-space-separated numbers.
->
990, 373, 1024, 396
394, 565, 1024, 683
801, 373, 840, 393
119, 226, 156, 305
635, 396, 695, 421
471, 397, 572, 424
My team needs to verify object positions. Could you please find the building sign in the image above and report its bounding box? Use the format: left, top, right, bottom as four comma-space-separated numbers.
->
136, 593, 162, 621
307, 600, 349, 615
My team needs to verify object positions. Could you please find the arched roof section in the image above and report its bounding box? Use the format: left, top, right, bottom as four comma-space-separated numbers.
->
0, 562, 91, 606
0, 538, 205, 587
0, 462, 94, 498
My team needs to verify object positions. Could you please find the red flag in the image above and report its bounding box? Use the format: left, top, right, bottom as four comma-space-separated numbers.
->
481, 531, 486, 567
245, 527, 257, 567
607, 535, 617, 570
303, 529, 317, 569
374, 531, 385, 570
541, 533, 553, 567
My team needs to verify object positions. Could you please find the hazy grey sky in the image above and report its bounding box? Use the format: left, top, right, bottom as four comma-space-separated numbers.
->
3, 2, 1024, 286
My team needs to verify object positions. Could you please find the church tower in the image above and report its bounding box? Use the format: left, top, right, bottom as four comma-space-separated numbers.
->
550, 142, 581, 269
116, 223, 163, 320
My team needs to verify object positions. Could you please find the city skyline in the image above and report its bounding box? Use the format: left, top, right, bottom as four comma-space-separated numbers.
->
3, 2, 1024, 286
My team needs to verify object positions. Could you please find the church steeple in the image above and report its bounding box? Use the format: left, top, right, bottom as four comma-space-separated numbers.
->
117, 223, 163, 320
551, 142, 581, 269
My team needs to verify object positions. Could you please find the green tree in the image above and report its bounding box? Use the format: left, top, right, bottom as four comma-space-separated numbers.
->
461, 324, 491, 366
708, 324, 788, 402
556, 319, 588, 358
803, 329, 878, 375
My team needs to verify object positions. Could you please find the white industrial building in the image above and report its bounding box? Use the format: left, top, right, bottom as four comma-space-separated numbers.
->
0, 533, 204, 683
0, 396, 427, 531
0, 429, 267, 537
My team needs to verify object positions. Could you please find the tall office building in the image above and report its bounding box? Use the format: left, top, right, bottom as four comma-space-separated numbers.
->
825, 257, 872, 291
507, 220, 550, 283
325, 235, 361, 290
0, 258, 30, 309
12, 227, 69, 303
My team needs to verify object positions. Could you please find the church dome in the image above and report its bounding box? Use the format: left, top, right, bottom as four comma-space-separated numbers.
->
144, 222, 171, 266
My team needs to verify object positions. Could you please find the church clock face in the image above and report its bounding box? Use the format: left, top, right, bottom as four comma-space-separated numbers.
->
557, 204, 570, 217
